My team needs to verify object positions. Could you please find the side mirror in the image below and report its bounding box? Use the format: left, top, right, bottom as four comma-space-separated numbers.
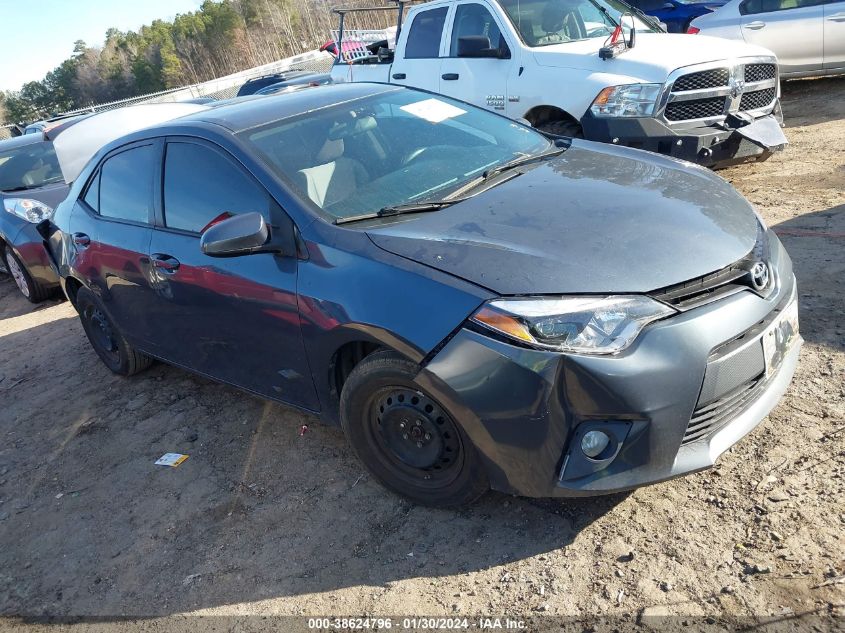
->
457, 35, 503, 58
200, 212, 270, 257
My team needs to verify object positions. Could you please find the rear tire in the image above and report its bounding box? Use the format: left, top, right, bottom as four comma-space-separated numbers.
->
4, 246, 50, 303
76, 287, 153, 376
537, 119, 584, 139
340, 350, 489, 507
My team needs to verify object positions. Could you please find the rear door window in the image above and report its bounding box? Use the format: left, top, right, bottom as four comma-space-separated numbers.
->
405, 6, 449, 58
162, 141, 269, 234
740, 0, 825, 13
98, 145, 156, 223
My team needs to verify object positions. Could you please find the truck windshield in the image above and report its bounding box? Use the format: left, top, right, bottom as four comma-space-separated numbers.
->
241, 89, 551, 222
498, 0, 656, 46
0, 140, 64, 192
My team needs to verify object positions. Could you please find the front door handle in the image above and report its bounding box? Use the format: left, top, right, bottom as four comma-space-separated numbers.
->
151, 253, 180, 273
72, 232, 90, 247
392, 72, 407, 80
827, 12, 845, 21
744, 20, 766, 29
442, 73, 460, 81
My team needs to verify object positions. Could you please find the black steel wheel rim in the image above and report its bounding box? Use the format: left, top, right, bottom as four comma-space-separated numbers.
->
85, 305, 120, 363
368, 387, 464, 487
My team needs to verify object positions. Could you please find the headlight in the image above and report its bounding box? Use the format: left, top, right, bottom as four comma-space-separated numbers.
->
3, 198, 54, 223
590, 84, 662, 118
472, 295, 675, 354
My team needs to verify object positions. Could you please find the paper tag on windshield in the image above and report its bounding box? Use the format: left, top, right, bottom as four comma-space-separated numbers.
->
401, 98, 467, 123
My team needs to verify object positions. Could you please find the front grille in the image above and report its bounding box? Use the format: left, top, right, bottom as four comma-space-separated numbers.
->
744, 63, 776, 83
664, 97, 726, 121
672, 68, 730, 92
683, 374, 765, 445
740, 87, 776, 111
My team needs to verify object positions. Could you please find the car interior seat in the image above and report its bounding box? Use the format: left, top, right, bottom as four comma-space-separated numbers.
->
295, 137, 369, 208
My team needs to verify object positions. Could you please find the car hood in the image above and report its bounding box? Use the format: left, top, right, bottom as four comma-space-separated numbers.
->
0, 181, 70, 209
366, 141, 759, 295
532, 34, 774, 82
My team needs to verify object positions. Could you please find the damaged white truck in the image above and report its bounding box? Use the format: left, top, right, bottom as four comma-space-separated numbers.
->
329, 0, 788, 167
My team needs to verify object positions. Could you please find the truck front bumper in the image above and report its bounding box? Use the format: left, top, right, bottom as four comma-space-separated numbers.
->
581, 105, 787, 168
416, 233, 800, 498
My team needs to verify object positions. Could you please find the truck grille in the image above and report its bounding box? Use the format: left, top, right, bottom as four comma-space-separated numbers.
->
744, 63, 776, 83
739, 87, 776, 111
665, 97, 726, 122
672, 68, 730, 92
661, 59, 778, 124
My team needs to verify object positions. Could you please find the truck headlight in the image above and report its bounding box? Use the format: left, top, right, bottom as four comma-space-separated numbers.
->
3, 198, 54, 223
590, 84, 662, 118
472, 296, 675, 354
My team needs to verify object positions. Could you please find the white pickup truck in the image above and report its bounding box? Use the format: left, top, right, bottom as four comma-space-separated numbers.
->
329, 0, 788, 167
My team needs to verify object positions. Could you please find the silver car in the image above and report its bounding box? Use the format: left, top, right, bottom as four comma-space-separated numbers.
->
689, 0, 845, 78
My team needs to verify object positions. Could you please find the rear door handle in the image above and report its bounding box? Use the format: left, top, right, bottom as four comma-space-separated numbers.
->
744, 20, 766, 29
442, 73, 460, 81
72, 233, 90, 247
392, 73, 407, 80
151, 253, 180, 273
827, 12, 845, 21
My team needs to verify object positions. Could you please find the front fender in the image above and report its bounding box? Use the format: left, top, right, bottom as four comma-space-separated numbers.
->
297, 221, 493, 424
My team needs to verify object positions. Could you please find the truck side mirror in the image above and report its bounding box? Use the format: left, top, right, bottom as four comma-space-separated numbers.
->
457, 35, 504, 58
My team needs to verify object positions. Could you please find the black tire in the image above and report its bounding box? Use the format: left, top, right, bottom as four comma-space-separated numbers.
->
537, 119, 584, 139
340, 350, 489, 507
76, 287, 153, 376
4, 246, 51, 303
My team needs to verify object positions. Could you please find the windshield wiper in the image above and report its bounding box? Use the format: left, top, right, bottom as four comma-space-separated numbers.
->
481, 144, 568, 181
1, 184, 41, 192
334, 198, 469, 225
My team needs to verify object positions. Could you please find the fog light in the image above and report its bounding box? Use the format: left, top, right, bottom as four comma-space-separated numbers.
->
581, 430, 611, 459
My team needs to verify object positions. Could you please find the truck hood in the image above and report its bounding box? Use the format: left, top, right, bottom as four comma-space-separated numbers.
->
366, 141, 759, 295
532, 34, 775, 82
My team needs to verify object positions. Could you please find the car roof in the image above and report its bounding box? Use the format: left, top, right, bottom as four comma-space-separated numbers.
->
0, 133, 47, 151
175, 82, 401, 134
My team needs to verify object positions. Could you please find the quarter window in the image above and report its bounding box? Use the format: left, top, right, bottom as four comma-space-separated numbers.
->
98, 145, 156, 224
740, 0, 824, 14
405, 7, 449, 58
82, 171, 100, 212
163, 142, 268, 234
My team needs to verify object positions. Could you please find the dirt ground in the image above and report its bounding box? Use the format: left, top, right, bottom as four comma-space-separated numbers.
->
0, 77, 843, 631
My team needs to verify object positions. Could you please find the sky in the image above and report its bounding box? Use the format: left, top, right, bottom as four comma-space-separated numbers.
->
0, 0, 204, 92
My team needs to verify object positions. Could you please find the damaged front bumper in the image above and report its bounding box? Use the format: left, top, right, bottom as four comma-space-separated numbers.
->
581, 104, 788, 168
415, 233, 801, 498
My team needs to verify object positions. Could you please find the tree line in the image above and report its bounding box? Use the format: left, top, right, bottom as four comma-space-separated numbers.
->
1, 0, 395, 125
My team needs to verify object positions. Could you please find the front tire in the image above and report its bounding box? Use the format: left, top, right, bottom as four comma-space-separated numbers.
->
537, 119, 584, 139
4, 246, 50, 303
76, 287, 153, 376
340, 351, 489, 507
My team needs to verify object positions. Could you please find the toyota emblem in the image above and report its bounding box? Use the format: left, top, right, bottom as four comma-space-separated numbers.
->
750, 262, 770, 291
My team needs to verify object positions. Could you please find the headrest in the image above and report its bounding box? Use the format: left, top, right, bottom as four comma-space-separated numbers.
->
316, 138, 344, 164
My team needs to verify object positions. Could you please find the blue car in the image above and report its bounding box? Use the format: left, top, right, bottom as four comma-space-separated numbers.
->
624, 0, 726, 32
43, 83, 801, 506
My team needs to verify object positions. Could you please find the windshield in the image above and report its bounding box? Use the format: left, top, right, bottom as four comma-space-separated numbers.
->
498, 0, 656, 47
0, 140, 64, 192
241, 90, 550, 221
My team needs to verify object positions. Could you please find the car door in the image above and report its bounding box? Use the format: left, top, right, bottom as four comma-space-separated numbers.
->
73, 141, 159, 349
439, 1, 515, 114
824, 0, 845, 70
390, 5, 449, 91
145, 138, 319, 410
739, 0, 824, 74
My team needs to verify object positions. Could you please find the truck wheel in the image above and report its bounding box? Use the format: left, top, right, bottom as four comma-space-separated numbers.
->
538, 119, 583, 138
76, 287, 153, 376
340, 350, 489, 507
4, 246, 51, 303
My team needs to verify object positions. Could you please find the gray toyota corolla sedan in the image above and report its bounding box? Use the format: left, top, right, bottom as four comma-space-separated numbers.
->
44, 83, 801, 506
